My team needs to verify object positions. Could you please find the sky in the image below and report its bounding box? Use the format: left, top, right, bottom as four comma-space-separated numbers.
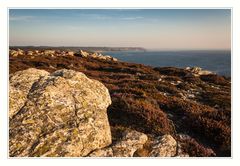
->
9, 9, 231, 50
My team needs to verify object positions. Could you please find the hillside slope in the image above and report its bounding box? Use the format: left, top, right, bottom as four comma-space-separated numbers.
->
9, 50, 231, 157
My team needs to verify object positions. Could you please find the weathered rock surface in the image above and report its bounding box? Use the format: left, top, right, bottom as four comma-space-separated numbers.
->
9, 49, 118, 62
9, 69, 112, 157
44, 50, 55, 55
77, 50, 118, 61
9, 68, 49, 118
9, 49, 24, 57
88, 130, 148, 157
88, 131, 188, 157
67, 51, 74, 56
111, 130, 148, 157
185, 66, 214, 76
149, 135, 177, 157
79, 50, 89, 57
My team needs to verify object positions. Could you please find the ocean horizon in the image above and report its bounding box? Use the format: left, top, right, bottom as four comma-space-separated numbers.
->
103, 50, 231, 77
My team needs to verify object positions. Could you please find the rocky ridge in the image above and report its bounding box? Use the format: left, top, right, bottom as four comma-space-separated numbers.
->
9, 49, 231, 157
10, 49, 118, 61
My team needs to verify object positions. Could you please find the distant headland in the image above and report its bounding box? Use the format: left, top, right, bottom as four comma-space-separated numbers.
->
9, 46, 146, 52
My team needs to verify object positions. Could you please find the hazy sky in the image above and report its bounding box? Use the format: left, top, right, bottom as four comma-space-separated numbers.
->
9, 9, 231, 50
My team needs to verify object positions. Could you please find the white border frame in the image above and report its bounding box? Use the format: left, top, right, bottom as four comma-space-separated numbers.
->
1, 0, 239, 166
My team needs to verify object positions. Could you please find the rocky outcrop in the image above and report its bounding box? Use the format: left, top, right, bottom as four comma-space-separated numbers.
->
79, 50, 89, 57
44, 50, 55, 55
185, 67, 214, 76
88, 132, 187, 157
9, 69, 112, 157
77, 50, 118, 61
66, 51, 74, 56
10, 50, 18, 57
111, 130, 148, 157
9, 68, 49, 118
148, 135, 177, 157
88, 130, 148, 157
9, 49, 118, 61
27, 51, 34, 56
9, 49, 24, 57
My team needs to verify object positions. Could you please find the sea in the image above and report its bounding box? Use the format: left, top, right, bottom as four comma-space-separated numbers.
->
103, 50, 231, 77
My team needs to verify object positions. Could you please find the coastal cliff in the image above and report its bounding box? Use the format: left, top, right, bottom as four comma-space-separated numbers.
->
9, 49, 231, 157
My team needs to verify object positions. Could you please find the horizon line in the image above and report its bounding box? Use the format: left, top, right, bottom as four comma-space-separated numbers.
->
9, 46, 231, 52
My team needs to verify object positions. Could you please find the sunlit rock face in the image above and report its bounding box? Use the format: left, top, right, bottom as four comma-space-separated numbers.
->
9, 69, 112, 157
88, 130, 148, 157
9, 68, 49, 119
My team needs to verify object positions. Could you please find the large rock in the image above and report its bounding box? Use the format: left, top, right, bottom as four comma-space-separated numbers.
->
9, 49, 24, 57
67, 51, 75, 56
88, 147, 114, 157
9, 68, 49, 118
10, 50, 18, 57
149, 135, 177, 157
89, 132, 180, 158
185, 67, 213, 76
112, 130, 148, 157
88, 130, 148, 157
80, 50, 89, 57
9, 68, 112, 157
44, 50, 55, 55
27, 51, 34, 56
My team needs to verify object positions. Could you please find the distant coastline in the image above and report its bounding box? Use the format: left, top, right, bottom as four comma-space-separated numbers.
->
9, 46, 146, 52
9, 47, 231, 77
9, 46, 231, 53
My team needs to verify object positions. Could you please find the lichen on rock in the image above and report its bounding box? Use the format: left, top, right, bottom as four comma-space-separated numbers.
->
88, 130, 148, 157
9, 68, 49, 118
148, 135, 177, 157
9, 68, 112, 157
